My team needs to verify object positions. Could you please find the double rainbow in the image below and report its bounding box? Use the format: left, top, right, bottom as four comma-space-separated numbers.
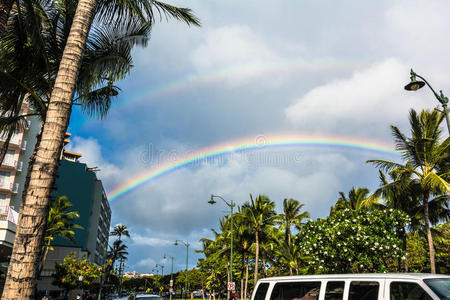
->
107, 134, 398, 203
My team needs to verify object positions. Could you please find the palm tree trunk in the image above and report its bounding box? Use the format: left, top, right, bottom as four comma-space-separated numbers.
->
423, 192, 436, 274
0, 0, 14, 37
244, 257, 248, 300
254, 230, 259, 284
240, 278, 243, 300
262, 258, 266, 278
400, 226, 408, 272
1, 0, 96, 296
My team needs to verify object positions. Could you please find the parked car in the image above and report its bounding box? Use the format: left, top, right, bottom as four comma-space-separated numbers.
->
251, 273, 450, 300
134, 294, 165, 300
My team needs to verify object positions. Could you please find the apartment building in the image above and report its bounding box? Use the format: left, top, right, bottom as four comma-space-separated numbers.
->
0, 102, 42, 292
37, 140, 112, 294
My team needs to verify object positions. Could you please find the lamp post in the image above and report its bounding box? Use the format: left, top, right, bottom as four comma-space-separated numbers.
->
208, 194, 236, 293
175, 240, 190, 299
405, 69, 450, 134
164, 254, 175, 300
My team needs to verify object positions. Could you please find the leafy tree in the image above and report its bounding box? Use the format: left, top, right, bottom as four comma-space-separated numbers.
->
52, 252, 102, 295
300, 208, 409, 273
368, 109, 450, 273
434, 222, 450, 274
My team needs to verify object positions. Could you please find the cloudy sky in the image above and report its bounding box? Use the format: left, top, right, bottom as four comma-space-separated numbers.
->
67, 0, 450, 273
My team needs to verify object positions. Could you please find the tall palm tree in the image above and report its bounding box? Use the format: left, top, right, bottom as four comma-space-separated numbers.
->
368, 109, 450, 274
108, 239, 128, 265
276, 198, 310, 246
274, 199, 309, 275
2, 0, 199, 298
111, 224, 130, 241
330, 187, 371, 214
240, 194, 277, 284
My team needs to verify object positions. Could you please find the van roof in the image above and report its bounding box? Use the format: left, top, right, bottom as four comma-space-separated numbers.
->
258, 273, 450, 282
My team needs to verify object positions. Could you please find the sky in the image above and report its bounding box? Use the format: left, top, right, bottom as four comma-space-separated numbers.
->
66, 0, 450, 274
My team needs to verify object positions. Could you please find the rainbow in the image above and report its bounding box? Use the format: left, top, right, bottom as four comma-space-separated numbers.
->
107, 134, 399, 203
75, 58, 368, 130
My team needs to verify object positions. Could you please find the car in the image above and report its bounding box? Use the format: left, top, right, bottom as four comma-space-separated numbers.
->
134, 294, 165, 300
252, 273, 450, 300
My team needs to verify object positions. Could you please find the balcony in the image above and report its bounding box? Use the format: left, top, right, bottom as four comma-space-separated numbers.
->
1, 158, 16, 169
21, 140, 27, 151
0, 133, 21, 146
0, 206, 18, 224
0, 178, 10, 191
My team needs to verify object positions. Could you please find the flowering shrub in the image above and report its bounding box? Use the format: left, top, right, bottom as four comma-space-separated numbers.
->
298, 208, 409, 273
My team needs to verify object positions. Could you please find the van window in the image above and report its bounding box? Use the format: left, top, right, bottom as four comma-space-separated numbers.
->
390, 282, 433, 300
270, 281, 321, 300
349, 281, 379, 300
424, 278, 450, 300
254, 283, 270, 300
325, 281, 345, 300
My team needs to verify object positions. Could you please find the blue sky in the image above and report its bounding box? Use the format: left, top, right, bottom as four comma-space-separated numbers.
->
66, 0, 450, 273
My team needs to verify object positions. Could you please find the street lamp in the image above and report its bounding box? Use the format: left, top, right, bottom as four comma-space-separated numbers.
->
405, 69, 450, 134
209, 194, 236, 292
175, 240, 190, 299
164, 254, 175, 300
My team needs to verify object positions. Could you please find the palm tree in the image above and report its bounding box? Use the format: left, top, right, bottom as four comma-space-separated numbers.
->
111, 224, 130, 241
40, 196, 83, 273
240, 194, 277, 284
274, 198, 309, 275
330, 187, 371, 214
276, 198, 310, 246
108, 239, 128, 265
0, 0, 150, 164
2, 0, 199, 297
368, 109, 450, 274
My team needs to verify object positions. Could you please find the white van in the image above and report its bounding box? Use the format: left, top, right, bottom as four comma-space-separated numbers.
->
251, 273, 450, 300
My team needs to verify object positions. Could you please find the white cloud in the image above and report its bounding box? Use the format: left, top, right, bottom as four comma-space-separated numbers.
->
285, 59, 427, 138
133, 234, 175, 247
190, 25, 280, 83
67, 137, 121, 187
135, 257, 156, 268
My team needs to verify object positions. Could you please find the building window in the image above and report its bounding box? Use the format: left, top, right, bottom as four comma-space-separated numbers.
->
0, 194, 6, 209
0, 171, 11, 189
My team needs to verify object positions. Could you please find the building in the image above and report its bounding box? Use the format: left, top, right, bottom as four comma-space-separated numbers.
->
0, 101, 42, 285
38, 139, 111, 294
